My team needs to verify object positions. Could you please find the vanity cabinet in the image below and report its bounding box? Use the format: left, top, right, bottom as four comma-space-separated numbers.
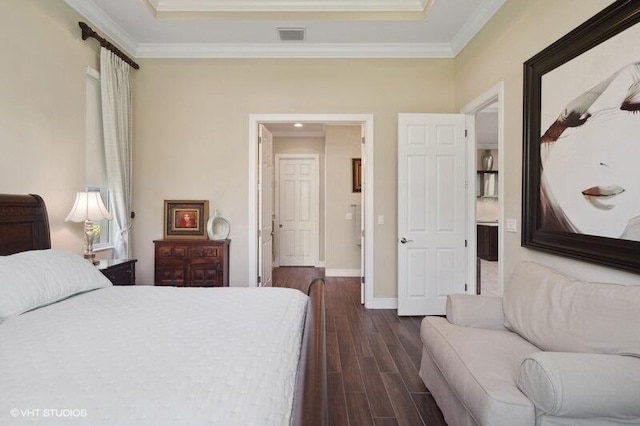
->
477, 225, 498, 261
153, 239, 230, 287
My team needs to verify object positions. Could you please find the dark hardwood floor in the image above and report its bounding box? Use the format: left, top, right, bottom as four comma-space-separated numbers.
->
272, 267, 447, 426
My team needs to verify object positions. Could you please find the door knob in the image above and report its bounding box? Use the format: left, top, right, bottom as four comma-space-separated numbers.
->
400, 237, 413, 244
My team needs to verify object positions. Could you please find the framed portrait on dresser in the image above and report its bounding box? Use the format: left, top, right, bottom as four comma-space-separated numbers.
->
163, 200, 208, 239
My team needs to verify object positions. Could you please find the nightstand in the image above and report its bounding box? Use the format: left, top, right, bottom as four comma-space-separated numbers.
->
97, 259, 137, 285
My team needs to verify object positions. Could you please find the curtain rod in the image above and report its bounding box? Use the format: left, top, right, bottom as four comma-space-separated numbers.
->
79, 22, 140, 70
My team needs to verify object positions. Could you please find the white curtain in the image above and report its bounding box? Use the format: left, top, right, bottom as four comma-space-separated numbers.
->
100, 47, 133, 259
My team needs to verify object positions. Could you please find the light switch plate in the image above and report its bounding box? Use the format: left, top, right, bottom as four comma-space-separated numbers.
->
377, 215, 384, 225
506, 219, 518, 233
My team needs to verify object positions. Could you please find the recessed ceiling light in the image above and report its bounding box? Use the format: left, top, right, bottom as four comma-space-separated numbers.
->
294, 123, 304, 128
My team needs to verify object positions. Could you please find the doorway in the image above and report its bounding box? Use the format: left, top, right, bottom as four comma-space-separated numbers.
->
247, 114, 376, 308
462, 83, 505, 295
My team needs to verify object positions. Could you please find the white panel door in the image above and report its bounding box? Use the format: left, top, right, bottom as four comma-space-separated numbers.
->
277, 156, 319, 266
398, 114, 468, 315
258, 125, 274, 287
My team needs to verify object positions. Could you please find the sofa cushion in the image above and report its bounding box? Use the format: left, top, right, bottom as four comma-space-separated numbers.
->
446, 294, 506, 330
503, 262, 640, 356
421, 316, 539, 426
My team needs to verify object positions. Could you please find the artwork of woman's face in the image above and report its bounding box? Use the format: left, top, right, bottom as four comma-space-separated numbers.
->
540, 63, 640, 241
176, 210, 197, 228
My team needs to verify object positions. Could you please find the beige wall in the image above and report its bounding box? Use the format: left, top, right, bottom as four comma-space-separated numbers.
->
456, 0, 639, 285
0, 0, 101, 254
133, 58, 456, 292
1, 1, 456, 297
273, 136, 326, 262
9, 0, 633, 296
325, 125, 362, 271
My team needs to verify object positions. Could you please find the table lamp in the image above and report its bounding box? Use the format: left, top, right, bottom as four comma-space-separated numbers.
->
65, 191, 113, 264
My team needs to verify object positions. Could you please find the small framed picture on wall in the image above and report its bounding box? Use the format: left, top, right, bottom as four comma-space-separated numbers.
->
352, 158, 362, 193
163, 200, 209, 239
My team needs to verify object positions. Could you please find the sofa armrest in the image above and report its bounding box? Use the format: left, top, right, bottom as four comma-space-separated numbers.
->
445, 294, 505, 330
517, 352, 640, 420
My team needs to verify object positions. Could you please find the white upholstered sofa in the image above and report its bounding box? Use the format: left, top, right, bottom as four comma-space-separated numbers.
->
419, 261, 640, 426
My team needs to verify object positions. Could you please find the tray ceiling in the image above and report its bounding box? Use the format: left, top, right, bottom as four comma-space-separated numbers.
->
146, 0, 431, 13
65, 0, 506, 59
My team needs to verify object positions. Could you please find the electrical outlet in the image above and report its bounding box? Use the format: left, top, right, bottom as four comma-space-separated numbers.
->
345, 213, 353, 220
377, 215, 384, 225
506, 219, 518, 233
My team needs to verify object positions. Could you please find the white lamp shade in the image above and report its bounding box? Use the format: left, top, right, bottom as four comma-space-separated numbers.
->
65, 192, 113, 222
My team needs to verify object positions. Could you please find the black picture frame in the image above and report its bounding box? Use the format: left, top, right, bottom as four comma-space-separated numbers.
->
522, 1, 640, 273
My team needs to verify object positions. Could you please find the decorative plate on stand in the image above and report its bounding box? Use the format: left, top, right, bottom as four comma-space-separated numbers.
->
207, 216, 230, 240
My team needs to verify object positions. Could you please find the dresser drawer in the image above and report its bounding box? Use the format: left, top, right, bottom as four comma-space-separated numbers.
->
156, 245, 188, 258
188, 245, 221, 258
155, 266, 185, 286
190, 263, 224, 287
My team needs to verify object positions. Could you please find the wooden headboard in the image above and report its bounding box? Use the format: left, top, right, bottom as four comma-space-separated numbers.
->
0, 194, 51, 255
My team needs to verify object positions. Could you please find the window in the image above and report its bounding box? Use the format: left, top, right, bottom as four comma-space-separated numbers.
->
86, 67, 112, 248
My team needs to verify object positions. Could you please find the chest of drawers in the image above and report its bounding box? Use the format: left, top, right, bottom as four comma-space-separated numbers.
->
153, 239, 229, 287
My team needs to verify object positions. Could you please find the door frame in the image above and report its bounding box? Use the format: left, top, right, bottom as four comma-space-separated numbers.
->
258, 124, 274, 287
274, 153, 320, 267
461, 82, 505, 294
248, 114, 375, 308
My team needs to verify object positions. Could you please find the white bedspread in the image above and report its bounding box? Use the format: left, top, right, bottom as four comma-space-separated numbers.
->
0, 286, 308, 425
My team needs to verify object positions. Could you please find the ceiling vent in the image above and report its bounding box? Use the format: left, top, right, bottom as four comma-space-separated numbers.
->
278, 27, 305, 42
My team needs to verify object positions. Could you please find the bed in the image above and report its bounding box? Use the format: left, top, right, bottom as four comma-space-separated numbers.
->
0, 194, 327, 425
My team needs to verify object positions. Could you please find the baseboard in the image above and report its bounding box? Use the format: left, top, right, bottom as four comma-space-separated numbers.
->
325, 268, 361, 277
371, 298, 398, 309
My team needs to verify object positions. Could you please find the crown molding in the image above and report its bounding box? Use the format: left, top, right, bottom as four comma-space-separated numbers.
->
136, 42, 455, 59
65, 0, 138, 57
65, 0, 503, 59
450, 0, 506, 56
146, 0, 428, 13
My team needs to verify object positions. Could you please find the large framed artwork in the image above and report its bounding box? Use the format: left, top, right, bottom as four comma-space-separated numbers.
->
522, 1, 640, 273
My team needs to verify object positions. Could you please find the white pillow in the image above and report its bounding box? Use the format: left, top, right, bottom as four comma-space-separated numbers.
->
0, 249, 112, 321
